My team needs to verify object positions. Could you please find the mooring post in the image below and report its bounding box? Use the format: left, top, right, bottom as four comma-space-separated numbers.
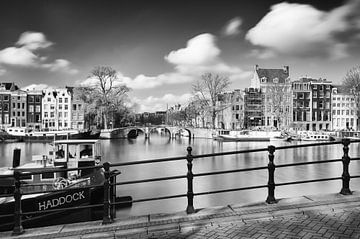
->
340, 138, 352, 195
186, 146, 195, 214
102, 162, 112, 224
13, 171, 24, 235
266, 145, 277, 204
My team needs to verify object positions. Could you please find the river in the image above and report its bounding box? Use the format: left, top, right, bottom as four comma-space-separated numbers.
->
1, 134, 360, 218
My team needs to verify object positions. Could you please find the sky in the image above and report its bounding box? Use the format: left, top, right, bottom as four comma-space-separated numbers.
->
0, 0, 359, 112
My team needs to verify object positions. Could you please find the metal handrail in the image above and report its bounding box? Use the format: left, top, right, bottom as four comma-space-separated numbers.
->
6, 138, 360, 235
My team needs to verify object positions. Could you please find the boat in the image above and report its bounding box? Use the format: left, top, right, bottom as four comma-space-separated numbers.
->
0, 139, 132, 231
299, 132, 335, 141
214, 130, 272, 142
5, 127, 100, 141
0, 130, 21, 143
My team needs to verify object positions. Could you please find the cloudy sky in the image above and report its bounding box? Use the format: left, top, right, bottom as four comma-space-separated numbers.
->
0, 0, 359, 112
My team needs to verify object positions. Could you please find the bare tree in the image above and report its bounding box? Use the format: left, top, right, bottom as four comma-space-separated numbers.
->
80, 66, 130, 129
192, 73, 230, 129
266, 83, 292, 129
342, 66, 360, 128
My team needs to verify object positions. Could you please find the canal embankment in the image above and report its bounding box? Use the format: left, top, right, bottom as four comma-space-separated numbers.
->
2, 191, 360, 238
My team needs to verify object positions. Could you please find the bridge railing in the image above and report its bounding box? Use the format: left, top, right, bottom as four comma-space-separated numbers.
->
2, 138, 360, 235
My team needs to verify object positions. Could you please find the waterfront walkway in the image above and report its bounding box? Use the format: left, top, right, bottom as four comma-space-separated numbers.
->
2, 192, 360, 239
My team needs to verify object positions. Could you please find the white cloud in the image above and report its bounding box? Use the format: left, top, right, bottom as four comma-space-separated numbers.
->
223, 17, 242, 36
0, 68, 6, 76
165, 33, 220, 66
42, 59, 79, 74
21, 84, 51, 91
0, 32, 78, 74
16, 32, 53, 51
133, 93, 193, 112
246, 1, 360, 59
0, 47, 38, 66
79, 33, 251, 91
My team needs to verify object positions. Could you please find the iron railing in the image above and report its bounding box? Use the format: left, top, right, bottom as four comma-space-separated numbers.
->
1, 138, 360, 235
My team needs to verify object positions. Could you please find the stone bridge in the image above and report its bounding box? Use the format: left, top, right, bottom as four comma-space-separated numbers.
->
100, 125, 194, 139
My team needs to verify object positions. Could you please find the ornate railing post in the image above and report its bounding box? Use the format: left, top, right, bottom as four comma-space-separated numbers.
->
102, 162, 112, 224
266, 145, 277, 204
186, 146, 195, 214
12, 171, 24, 235
340, 138, 352, 195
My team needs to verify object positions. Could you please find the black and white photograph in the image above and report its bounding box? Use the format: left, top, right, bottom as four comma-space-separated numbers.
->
1, 0, 360, 238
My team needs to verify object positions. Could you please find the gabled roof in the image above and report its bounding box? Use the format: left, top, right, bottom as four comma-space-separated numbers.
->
256, 68, 289, 84
0, 82, 19, 91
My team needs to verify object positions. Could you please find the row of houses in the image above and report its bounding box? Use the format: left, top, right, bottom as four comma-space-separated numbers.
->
174, 65, 356, 132
0, 83, 85, 131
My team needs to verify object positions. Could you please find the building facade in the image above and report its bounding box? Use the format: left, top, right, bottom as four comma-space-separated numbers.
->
217, 89, 244, 130
10, 89, 27, 127
67, 87, 85, 130
331, 86, 357, 131
56, 89, 72, 130
250, 65, 292, 129
292, 78, 312, 130
244, 88, 263, 128
310, 78, 332, 131
26, 90, 42, 130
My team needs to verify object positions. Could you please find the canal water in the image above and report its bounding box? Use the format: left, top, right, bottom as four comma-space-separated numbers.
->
1, 134, 360, 218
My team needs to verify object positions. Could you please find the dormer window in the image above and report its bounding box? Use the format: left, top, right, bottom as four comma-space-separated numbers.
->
273, 78, 279, 83
261, 77, 266, 83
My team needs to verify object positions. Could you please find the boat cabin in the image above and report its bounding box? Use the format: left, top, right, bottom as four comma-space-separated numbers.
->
50, 139, 102, 179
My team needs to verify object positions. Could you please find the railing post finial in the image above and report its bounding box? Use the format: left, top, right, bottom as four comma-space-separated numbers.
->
340, 138, 352, 195
186, 146, 195, 214
266, 145, 277, 204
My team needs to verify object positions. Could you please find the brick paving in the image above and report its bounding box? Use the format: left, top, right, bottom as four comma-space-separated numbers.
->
2, 192, 360, 238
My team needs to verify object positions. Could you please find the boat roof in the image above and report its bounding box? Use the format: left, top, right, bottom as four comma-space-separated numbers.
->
53, 139, 99, 144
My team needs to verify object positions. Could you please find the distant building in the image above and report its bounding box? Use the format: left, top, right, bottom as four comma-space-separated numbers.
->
292, 78, 312, 130
26, 90, 42, 130
42, 89, 57, 130
217, 89, 244, 130
332, 86, 357, 131
250, 65, 292, 129
66, 87, 85, 130
56, 88, 72, 130
10, 89, 27, 127
310, 78, 332, 131
244, 88, 263, 128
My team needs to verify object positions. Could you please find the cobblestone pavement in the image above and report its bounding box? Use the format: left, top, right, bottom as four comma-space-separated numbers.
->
2, 192, 360, 239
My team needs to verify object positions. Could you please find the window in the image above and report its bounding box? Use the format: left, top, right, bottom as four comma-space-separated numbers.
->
59, 98, 62, 103
44, 112, 48, 117
351, 110, 354, 115
22, 103, 25, 109
64, 112, 68, 117
65, 98, 68, 103
4, 95, 9, 101
313, 102, 317, 109
65, 105, 68, 110
332, 110, 336, 115
337, 110, 340, 115
319, 101, 323, 109
59, 112, 62, 118
325, 102, 330, 109
50, 105, 55, 110
17, 112, 20, 117
17, 103, 20, 108
236, 105, 239, 110
72, 104, 77, 110
47, 97, 51, 102
346, 110, 349, 115
50, 112, 54, 118
12, 103, 15, 108
35, 105, 40, 112
313, 91, 317, 97
35, 96, 41, 103
22, 112, 25, 117
59, 104, 62, 110
29, 105, 34, 112
29, 96, 34, 103
332, 103, 336, 107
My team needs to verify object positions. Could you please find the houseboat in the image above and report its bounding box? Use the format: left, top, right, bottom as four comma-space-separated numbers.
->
5, 127, 100, 141
0, 139, 131, 231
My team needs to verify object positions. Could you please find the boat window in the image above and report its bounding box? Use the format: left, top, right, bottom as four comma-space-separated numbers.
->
80, 145, 93, 158
21, 173, 33, 181
55, 145, 65, 159
41, 172, 55, 180
68, 145, 76, 158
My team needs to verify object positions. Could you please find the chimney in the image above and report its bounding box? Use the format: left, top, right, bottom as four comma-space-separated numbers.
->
283, 66, 289, 74
255, 64, 259, 71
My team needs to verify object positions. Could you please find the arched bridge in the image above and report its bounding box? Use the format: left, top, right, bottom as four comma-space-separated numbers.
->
100, 125, 193, 139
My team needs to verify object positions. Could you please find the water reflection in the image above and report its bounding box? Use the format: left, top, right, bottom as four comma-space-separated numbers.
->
1, 137, 360, 217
